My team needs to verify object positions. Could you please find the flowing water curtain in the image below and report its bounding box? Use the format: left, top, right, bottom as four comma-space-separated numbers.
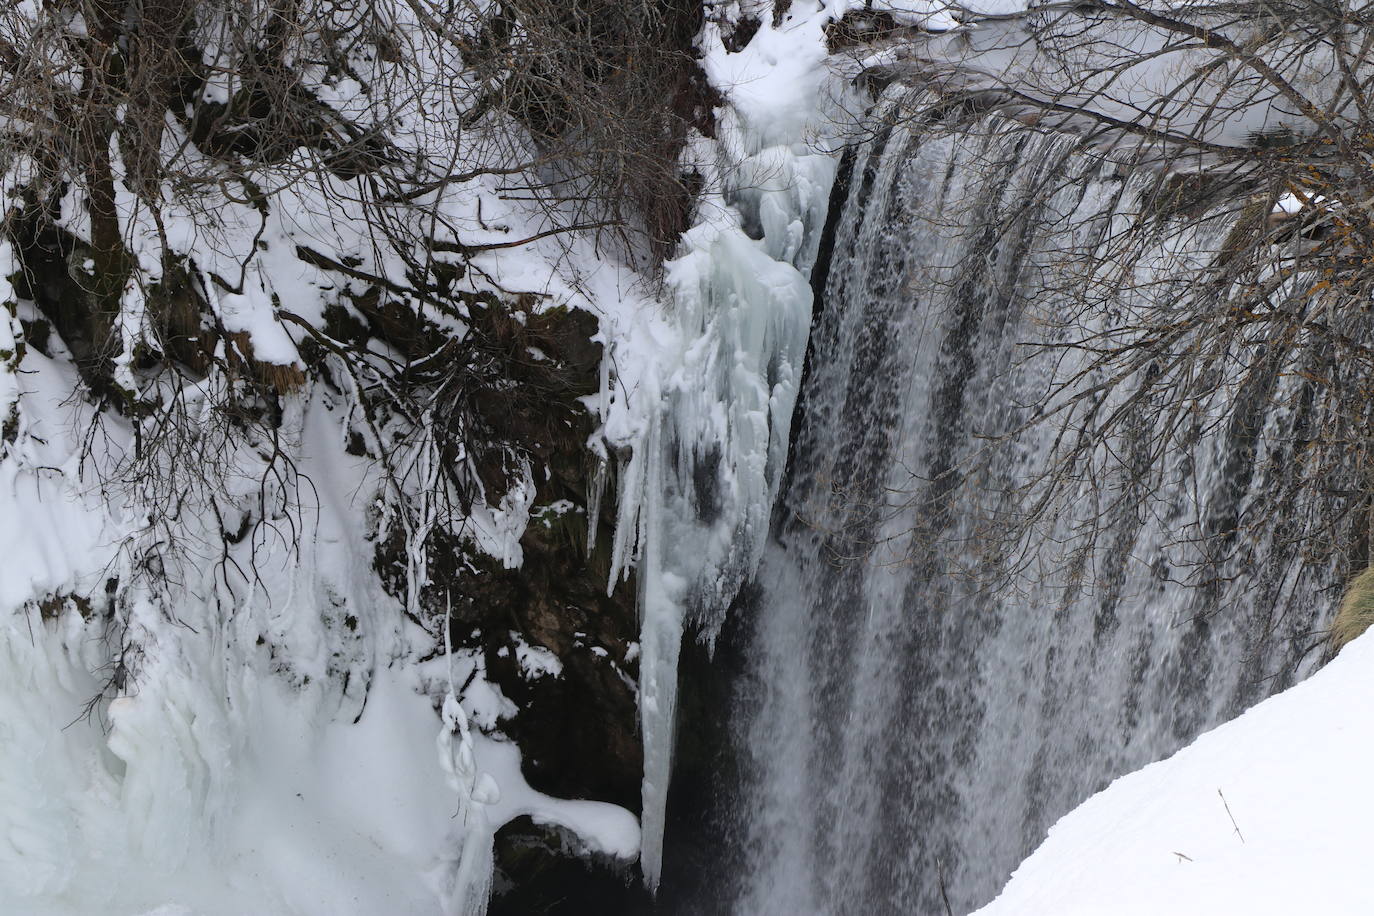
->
723, 87, 1351, 916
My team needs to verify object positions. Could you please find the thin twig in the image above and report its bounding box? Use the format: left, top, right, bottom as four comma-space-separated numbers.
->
1218, 788, 1245, 844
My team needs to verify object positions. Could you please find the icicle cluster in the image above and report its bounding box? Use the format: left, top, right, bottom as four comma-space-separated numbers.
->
435, 693, 500, 916
593, 6, 846, 886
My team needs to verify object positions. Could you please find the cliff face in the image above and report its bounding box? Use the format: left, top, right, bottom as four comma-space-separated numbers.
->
0, 0, 700, 908
360, 301, 654, 905
2, 238, 656, 911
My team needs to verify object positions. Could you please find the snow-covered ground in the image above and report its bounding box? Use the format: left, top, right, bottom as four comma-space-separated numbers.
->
978, 631, 1374, 915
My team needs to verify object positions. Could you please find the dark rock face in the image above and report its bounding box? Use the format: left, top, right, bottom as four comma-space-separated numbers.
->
459, 305, 648, 904
491, 818, 654, 916
361, 300, 647, 900
442, 302, 644, 811
468, 531, 643, 813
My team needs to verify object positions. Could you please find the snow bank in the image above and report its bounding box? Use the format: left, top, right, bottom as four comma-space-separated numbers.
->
0, 338, 473, 914
0, 286, 637, 914
977, 633, 1374, 916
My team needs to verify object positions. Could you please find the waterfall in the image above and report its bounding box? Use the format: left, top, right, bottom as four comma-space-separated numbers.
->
713, 93, 1351, 915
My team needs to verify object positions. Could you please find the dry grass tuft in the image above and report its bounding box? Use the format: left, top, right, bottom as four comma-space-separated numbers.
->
225, 330, 306, 392
1331, 566, 1374, 654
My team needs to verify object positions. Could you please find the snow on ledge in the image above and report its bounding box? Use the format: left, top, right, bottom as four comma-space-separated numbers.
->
977, 633, 1374, 916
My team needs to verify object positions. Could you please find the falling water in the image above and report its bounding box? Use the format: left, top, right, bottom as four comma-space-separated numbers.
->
711, 95, 1352, 915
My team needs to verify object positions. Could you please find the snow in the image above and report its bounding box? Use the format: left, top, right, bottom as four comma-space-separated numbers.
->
513, 637, 564, 679
0, 335, 122, 610
0, 250, 637, 915
977, 631, 1374, 916
0, 335, 467, 913
703, 4, 835, 148
0, 608, 464, 915
474, 736, 641, 862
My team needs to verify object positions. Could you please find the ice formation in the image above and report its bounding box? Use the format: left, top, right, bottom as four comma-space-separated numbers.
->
588, 4, 847, 887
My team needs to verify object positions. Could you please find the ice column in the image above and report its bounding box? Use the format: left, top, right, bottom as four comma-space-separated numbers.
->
606, 136, 836, 887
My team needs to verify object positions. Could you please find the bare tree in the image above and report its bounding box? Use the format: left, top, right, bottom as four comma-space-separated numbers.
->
0, 0, 709, 701
822, 1, 1374, 642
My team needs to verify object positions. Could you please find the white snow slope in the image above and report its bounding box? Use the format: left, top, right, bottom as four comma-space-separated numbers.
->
0, 334, 638, 916
978, 631, 1374, 916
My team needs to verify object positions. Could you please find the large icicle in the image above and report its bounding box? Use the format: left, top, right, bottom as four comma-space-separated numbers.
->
595, 5, 846, 887
632, 217, 817, 888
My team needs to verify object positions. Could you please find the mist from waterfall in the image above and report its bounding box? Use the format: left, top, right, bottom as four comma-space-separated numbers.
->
712, 96, 1350, 916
